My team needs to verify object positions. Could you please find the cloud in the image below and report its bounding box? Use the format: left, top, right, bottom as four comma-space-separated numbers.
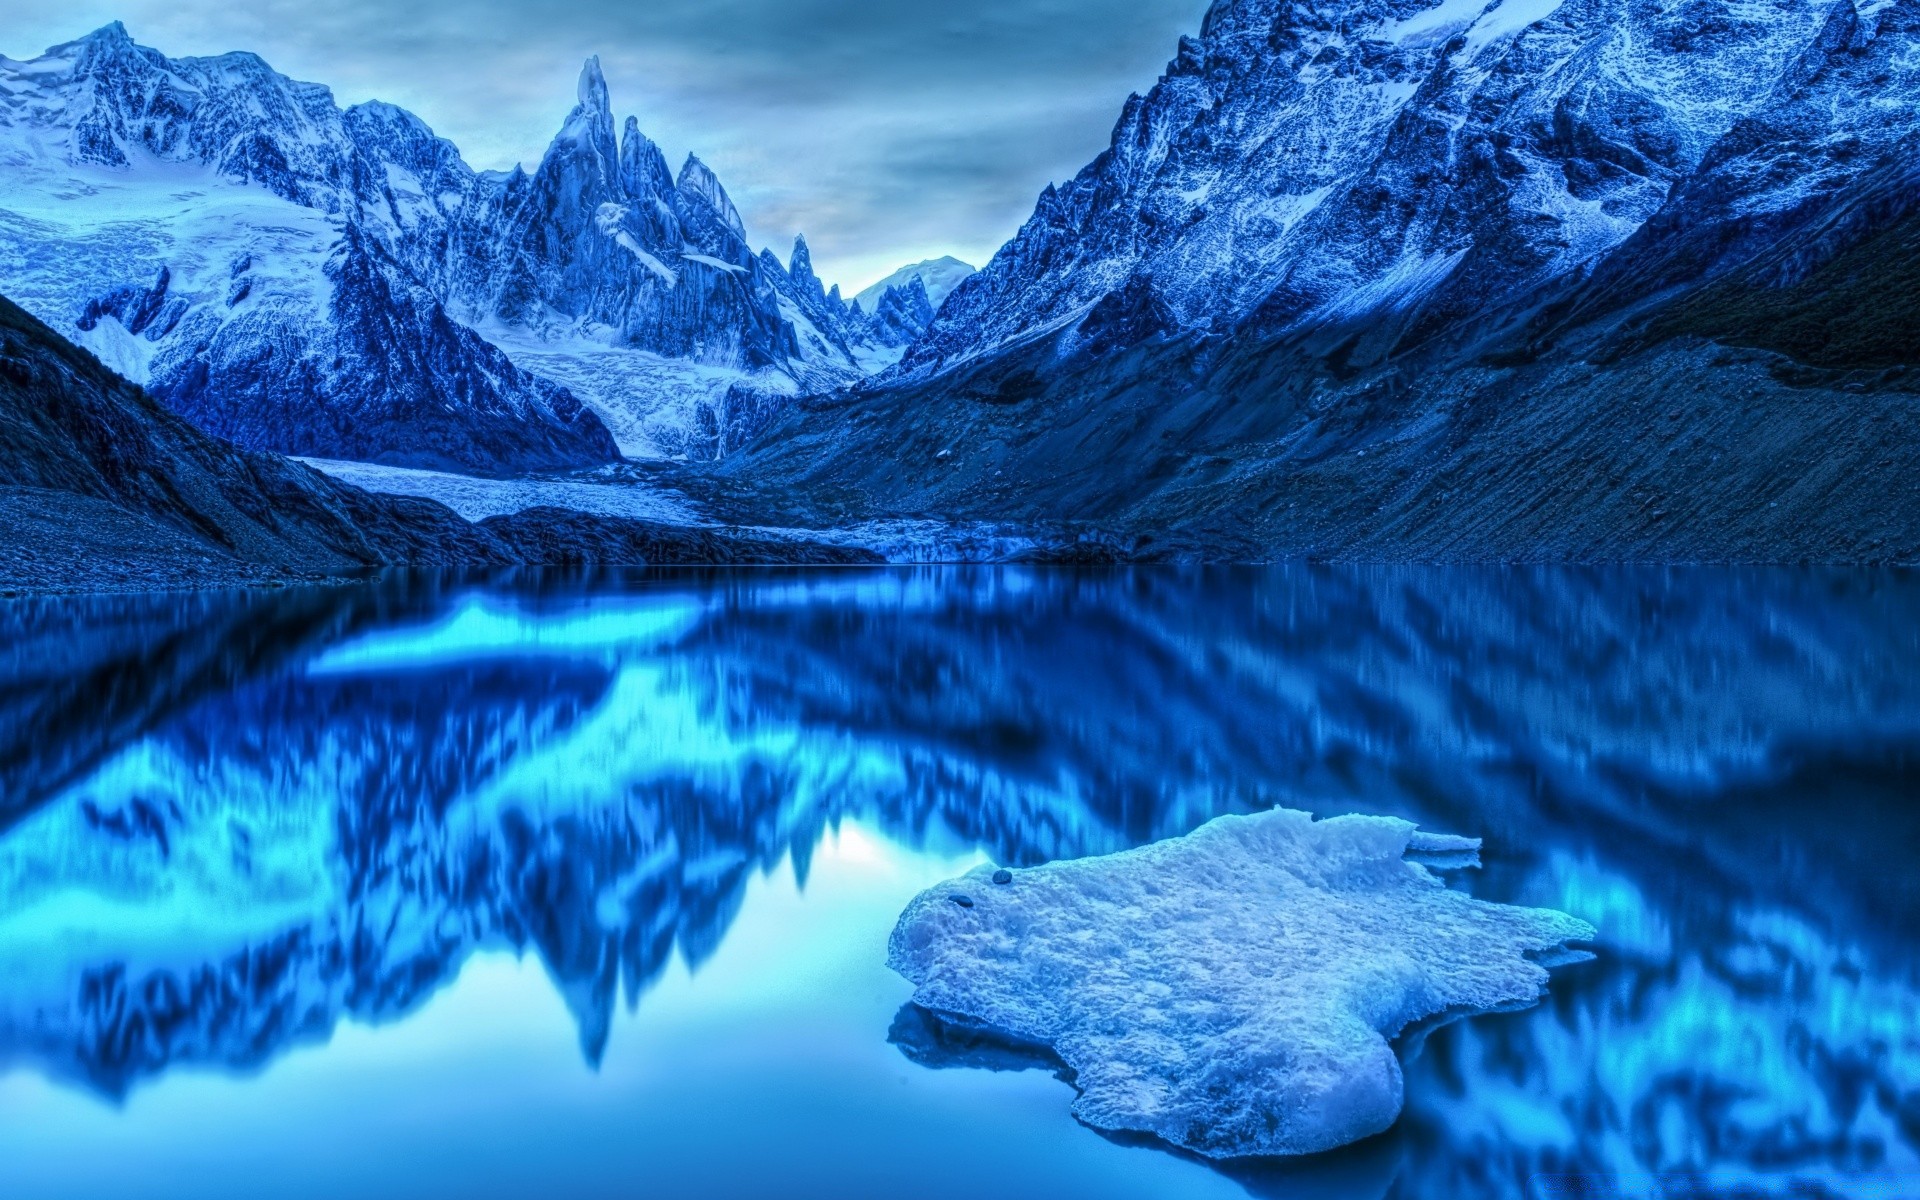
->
6, 0, 1211, 291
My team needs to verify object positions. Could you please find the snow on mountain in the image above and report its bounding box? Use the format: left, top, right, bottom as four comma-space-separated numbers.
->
720, 0, 1920, 565
894, 0, 1871, 379
0, 25, 621, 472
853, 256, 976, 312
0, 28, 909, 467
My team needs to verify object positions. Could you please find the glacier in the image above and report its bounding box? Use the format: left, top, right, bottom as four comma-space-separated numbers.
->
888, 807, 1594, 1159
293, 458, 704, 525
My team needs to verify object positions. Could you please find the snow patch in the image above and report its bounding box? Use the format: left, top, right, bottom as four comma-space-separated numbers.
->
1312, 248, 1468, 325
484, 327, 790, 460
890, 808, 1592, 1159
679, 251, 746, 274
1378, 0, 1497, 48
1459, 0, 1570, 59
70, 314, 157, 385
854, 257, 978, 312
595, 202, 677, 286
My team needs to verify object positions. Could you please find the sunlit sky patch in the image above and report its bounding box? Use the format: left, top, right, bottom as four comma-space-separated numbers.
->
5, 0, 1212, 292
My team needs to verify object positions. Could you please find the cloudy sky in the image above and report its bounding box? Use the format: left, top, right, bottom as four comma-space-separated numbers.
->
6, 0, 1212, 292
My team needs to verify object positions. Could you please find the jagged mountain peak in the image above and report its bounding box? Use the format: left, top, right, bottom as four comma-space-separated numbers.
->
853, 257, 976, 313
35, 20, 139, 61
618, 115, 675, 199
0, 25, 907, 466
76, 20, 134, 46
731, 0, 1920, 564
889, 0, 1866, 380
677, 153, 718, 191
577, 55, 611, 113
789, 235, 819, 283
677, 154, 748, 240
551, 57, 618, 160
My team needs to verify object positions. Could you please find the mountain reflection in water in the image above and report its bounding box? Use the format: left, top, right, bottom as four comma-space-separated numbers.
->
0, 567, 1915, 1200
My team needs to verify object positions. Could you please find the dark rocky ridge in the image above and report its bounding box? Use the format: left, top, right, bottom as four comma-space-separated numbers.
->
0, 294, 877, 594
729, 300, 1920, 565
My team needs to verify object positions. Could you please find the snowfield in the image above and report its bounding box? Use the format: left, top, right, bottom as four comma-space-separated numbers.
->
297, 458, 705, 525
889, 808, 1593, 1159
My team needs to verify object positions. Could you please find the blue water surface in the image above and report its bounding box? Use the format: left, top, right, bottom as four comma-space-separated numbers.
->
0, 567, 1915, 1200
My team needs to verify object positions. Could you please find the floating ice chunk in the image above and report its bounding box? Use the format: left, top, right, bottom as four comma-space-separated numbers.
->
888, 808, 1593, 1159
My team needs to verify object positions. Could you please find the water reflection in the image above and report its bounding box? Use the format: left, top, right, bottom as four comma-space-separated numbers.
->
0, 566, 1915, 1198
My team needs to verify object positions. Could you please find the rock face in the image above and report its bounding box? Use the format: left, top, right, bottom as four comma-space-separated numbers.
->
743, 0, 1920, 563
0, 291, 506, 586
446, 61, 799, 371
0, 28, 917, 468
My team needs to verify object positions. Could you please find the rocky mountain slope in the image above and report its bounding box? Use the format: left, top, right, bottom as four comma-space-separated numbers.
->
739, 0, 1920, 563
0, 293, 873, 593
0, 28, 940, 469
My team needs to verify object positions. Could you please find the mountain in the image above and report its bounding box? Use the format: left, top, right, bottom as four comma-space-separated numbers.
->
443, 62, 802, 372
736, 0, 1920, 563
0, 291, 876, 593
853, 257, 977, 313
894, 0, 1864, 379
0, 28, 908, 468
0, 25, 623, 474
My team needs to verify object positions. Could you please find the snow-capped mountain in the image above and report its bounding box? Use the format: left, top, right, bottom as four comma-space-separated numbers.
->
0, 25, 621, 472
443, 62, 801, 372
899, 0, 1878, 378
854, 257, 976, 313
0, 27, 922, 468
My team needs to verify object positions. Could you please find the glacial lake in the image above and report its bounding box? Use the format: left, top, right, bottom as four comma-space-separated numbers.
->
0, 566, 1915, 1200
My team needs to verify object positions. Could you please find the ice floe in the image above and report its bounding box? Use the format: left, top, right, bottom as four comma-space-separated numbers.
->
888, 807, 1593, 1159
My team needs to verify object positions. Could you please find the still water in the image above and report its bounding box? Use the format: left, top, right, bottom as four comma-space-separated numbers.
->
0, 567, 1915, 1199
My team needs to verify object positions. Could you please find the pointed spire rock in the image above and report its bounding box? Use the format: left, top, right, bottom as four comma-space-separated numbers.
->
533, 53, 621, 192
786, 234, 830, 307
577, 55, 610, 113
619, 114, 675, 200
